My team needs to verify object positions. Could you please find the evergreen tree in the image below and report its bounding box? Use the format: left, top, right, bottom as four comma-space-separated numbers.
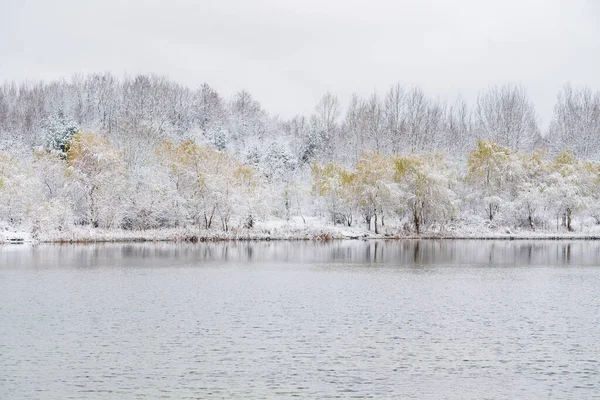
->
262, 142, 295, 181
301, 124, 325, 163
43, 109, 78, 155
208, 122, 228, 151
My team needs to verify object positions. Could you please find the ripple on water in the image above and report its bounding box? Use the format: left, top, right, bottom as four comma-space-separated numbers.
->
1, 240, 600, 399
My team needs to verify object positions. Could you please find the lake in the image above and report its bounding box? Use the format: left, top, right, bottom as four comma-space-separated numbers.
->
1, 240, 599, 399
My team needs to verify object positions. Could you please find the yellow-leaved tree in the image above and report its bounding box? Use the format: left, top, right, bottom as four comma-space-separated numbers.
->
157, 139, 263, 230
67, 131, 126, 228
311, 162, 357, 226
393, 154, 456, 234
355, 152, 394, 233
467, 140, 522, 222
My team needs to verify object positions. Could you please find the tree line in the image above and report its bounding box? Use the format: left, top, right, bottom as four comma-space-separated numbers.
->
1, 73, 599, 235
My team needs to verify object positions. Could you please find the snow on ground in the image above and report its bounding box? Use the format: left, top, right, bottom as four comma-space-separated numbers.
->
3, 216, 600, 245
0, 223, 30, 244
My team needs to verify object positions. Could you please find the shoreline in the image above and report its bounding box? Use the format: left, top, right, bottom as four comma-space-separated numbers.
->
4, 229, 600, 245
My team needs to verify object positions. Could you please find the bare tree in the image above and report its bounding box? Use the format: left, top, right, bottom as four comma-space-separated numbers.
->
230, 90, 265, 142
475, 85, 539, 152
314, 92, 340, 141
343, 93, 364, 164
193, 83, 226, 134
422, 98, 446, 152
445, 97, 473, 155
405, 88, 428, 153
548, 84, 600, 159
384, 84, 406, 154
361, 92, 384, 152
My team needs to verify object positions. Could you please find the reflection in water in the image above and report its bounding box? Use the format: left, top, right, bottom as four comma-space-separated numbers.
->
1, 240, 600, 399
2, 239, 600, 268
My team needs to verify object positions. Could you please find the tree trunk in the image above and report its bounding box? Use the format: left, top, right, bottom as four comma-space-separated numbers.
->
529, 215, 534, 230
567, 208, 573, 232
221, 216, 229, 231
528, 207, 535, 230
297, 196, 306, 224
89, 186, 99, 228
374, 211, 379, 234
414, 213, 420, 235
413, 204, 421, 235
204, 208, 214, 229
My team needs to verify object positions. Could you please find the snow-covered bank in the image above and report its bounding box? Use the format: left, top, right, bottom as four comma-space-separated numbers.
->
30, 227, 340, 243
4, 217, 600, 244
0, 224, 30, 244
6, 218, 349, 244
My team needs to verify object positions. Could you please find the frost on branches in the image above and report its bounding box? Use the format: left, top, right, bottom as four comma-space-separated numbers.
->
1, 74, 600, 241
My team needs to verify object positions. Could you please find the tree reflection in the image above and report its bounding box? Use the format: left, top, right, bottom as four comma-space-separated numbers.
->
2, 240, 598, 269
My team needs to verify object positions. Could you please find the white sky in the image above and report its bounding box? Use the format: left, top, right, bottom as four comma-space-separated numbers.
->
1, 0, 599, 128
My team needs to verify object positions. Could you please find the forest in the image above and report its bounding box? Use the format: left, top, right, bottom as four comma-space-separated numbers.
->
1, 73, 600, 240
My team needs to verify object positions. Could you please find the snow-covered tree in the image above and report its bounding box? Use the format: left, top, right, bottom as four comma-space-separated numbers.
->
261, 142, 295, 182
445, 97, 473, 156
548, 84, 600, 159
393, 154, 457, 234
301, 122, 326, 164
66, 131, 126, 228
467, 140, 523, 223
512, 151, 549, 230
193, 83, 226, 133
4, 73, 600, 238
0, 153, 40, 227
311, 162, 358, 226
208, 122, 228, 151
475, 85, 539, 152
43, 109, 78, 154
354, 152, 394, 233
546, 151, 596, 232
314, 92, 340, 144
156, 139, 265, 230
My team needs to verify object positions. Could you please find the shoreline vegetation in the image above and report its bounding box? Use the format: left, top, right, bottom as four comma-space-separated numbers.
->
3, 75, 600, 242
4, 224, 600, 245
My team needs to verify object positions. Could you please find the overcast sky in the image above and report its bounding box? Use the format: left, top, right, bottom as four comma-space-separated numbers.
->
1, 0, 599, 127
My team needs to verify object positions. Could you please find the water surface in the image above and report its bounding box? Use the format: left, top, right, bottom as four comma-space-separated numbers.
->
1, 240, 599, 399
